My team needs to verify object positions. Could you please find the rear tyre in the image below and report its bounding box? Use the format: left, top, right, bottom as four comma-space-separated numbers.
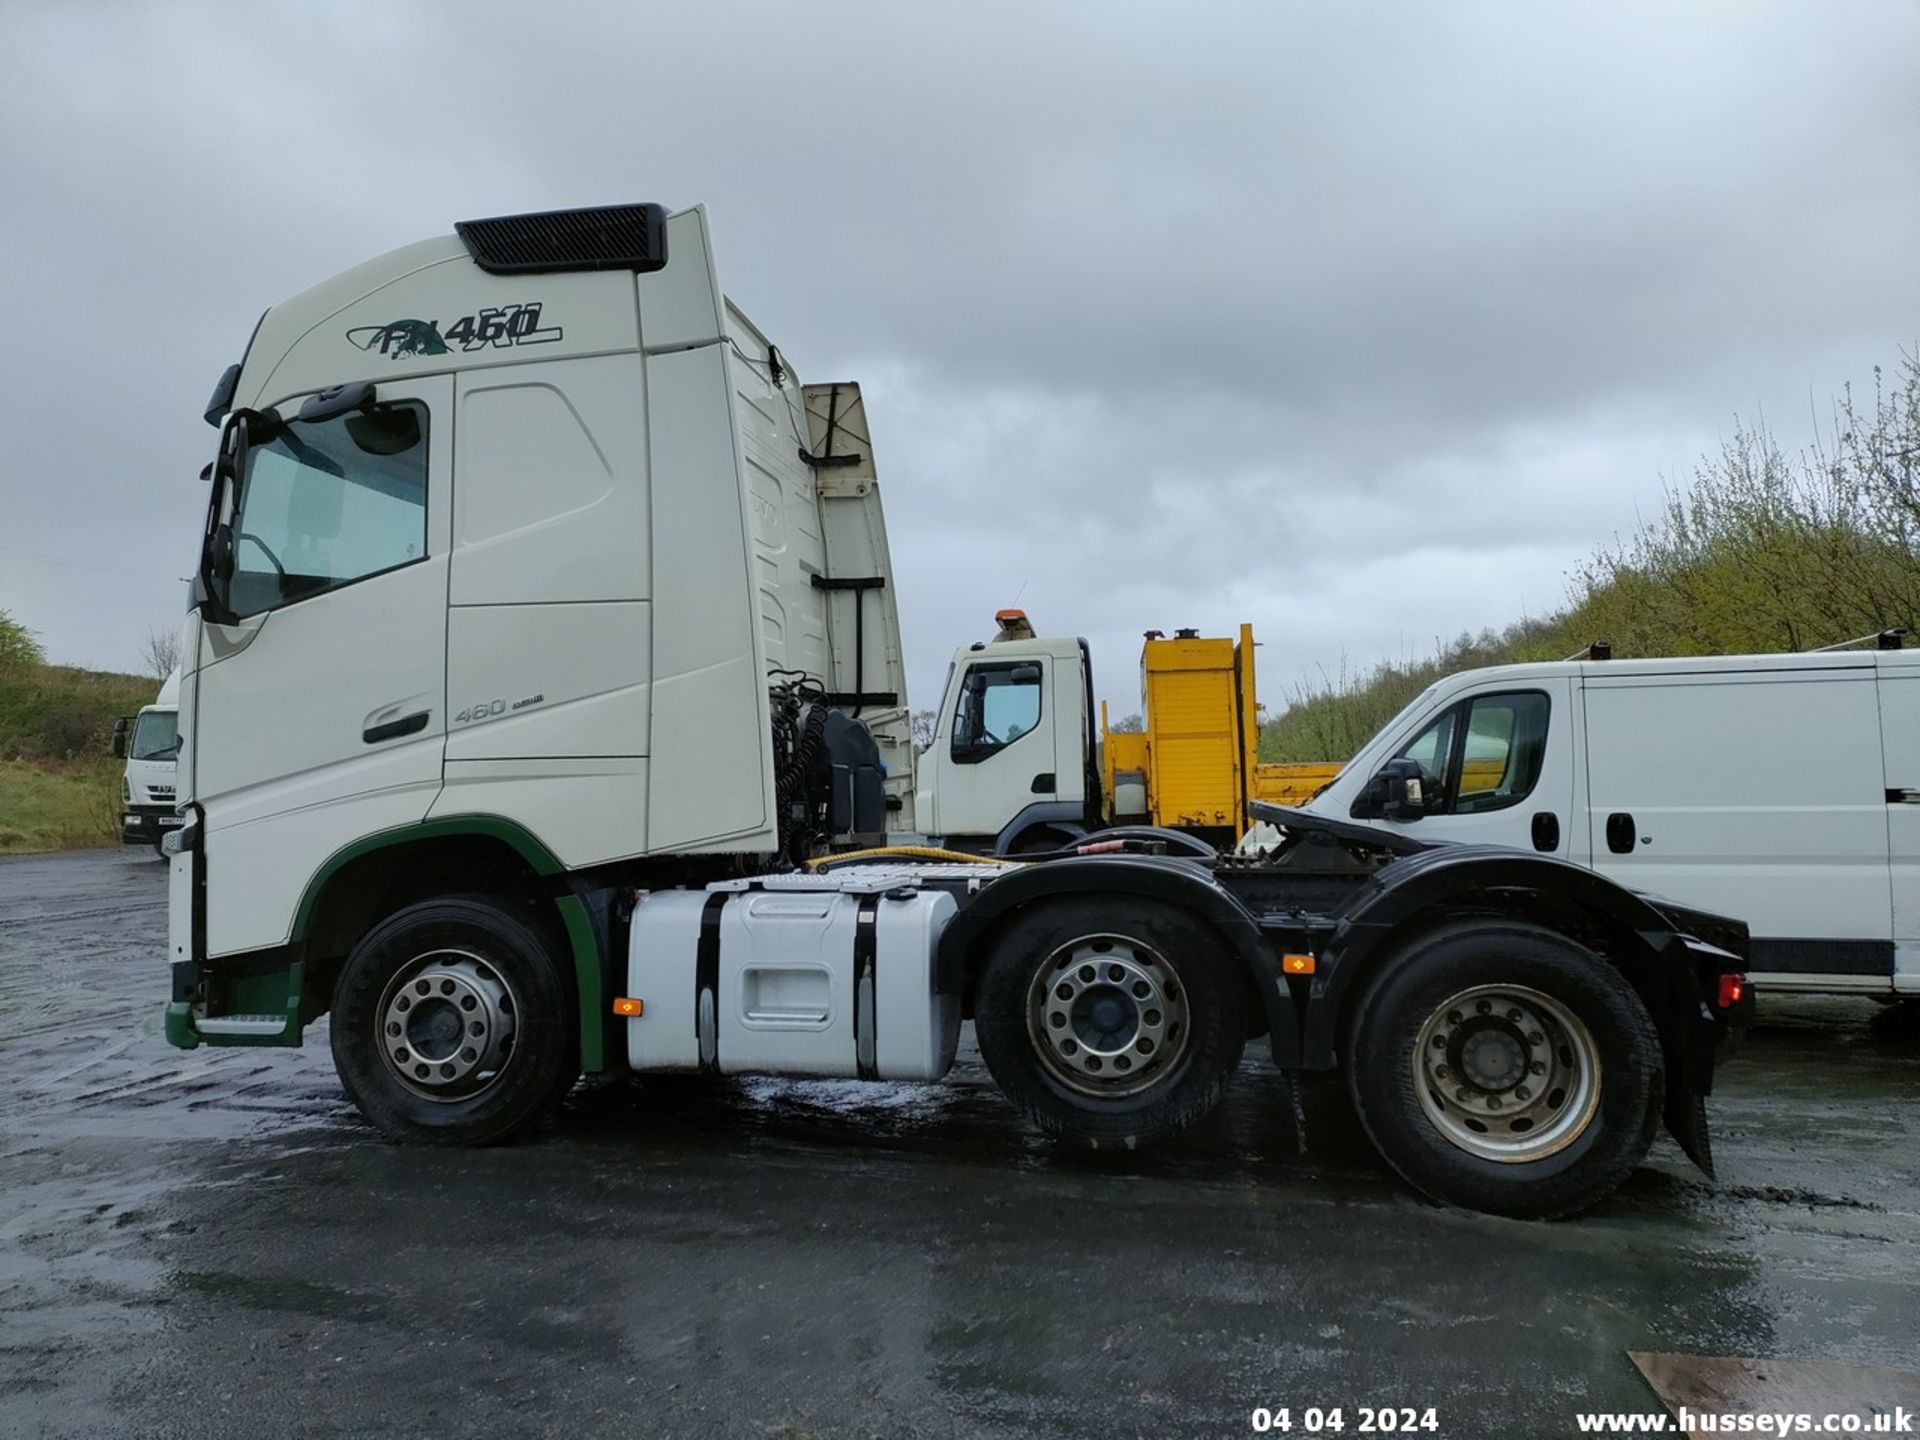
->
974, 897, 1246, 1149
1345, 921, 1662, 1218
330, 896, 575, 1145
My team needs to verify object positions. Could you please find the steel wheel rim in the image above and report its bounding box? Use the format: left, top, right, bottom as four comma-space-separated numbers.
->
1026, 933, 1190, 1097
375, 948, 520, 1103
1412, 983, 1602, 1163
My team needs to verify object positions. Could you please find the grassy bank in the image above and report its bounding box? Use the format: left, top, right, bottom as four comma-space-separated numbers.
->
0, 661, 158, 854
0, 758, 124, 853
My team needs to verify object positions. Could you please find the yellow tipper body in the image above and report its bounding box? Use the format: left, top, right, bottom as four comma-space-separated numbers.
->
1101, 624, 1339, 840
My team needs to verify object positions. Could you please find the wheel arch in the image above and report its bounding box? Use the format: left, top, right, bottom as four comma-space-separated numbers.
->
291, 816, 607, 1071
939, 855, 1295, 1058
1308, 850, 1724, 1173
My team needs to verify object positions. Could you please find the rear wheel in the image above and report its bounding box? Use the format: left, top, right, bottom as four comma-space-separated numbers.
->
974, 897, 1246, 1149
1345, 921, 1662, 1218
330, 896, 575, 1145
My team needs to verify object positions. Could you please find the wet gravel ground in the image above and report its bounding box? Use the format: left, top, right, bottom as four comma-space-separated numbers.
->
2, 849, 1918, 1439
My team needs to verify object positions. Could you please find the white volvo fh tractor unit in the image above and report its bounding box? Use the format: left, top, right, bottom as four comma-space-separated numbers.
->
163, 203, 1752, 1217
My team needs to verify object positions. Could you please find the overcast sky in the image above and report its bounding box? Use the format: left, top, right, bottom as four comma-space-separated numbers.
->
2, 0, 1916, 716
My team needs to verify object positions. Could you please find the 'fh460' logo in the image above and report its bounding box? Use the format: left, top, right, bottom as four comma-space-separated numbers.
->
347, 302, 561, 358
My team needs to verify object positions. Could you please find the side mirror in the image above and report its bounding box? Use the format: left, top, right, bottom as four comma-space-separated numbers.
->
111, 717, 131, 759
1008, 663, 1042, 683
1358, 757, 1429, 822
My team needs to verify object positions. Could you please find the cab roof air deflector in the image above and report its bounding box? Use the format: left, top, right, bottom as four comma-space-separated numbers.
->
454, 203, 670, 275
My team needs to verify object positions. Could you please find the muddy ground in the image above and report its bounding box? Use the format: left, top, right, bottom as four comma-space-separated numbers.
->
2, 848, 1917, 1439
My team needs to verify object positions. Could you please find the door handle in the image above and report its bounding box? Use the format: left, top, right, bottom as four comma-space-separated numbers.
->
1530, 812, 1560, 852
1030, 772, 1057, 795
364, 710, 430, 745
1605, 812, 1637, 854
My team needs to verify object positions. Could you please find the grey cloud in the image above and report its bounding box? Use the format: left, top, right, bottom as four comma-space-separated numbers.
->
1, 0, 1914, 733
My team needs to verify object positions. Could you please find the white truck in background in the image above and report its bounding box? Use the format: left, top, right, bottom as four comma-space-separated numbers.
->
113, 666, 181, 852
158, 202, 1751, 1217
1290, 639, 1920, 998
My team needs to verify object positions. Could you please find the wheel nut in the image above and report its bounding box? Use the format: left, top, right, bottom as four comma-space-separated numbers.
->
1476, 1000, 1492, 1015
1515, 1086, 1530, 1101
1447, 1010, 1463, 1024
1507, 1008, 1522, 1021
1487, 1096, 1502, 1109
1527, 1031, 1544, 1045
1435, 1065, 1450, 1080
1529, 1061, 1545, 1075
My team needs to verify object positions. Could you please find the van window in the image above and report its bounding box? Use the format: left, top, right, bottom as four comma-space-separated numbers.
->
952, 661, 1043, 764
1393, 690, 1550, 815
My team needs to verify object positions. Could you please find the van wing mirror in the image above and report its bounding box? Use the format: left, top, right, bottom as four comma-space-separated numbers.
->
1357, 757, 1429, 822
111, 716, 131, 759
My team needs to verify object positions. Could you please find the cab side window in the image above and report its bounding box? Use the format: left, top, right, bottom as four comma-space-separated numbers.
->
228, 403, 429, 619
1390, 690, 1550, 815
952, 662, 1043, 764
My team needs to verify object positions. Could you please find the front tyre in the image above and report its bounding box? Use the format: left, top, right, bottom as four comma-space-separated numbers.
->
1345, 921, 1663, 1219
974, 897, 1247, 1149
330, 896, 575, 1145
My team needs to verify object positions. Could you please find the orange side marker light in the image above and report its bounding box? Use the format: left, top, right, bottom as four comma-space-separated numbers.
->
612, 996, 645, 1017
1282, 954, 1316, 976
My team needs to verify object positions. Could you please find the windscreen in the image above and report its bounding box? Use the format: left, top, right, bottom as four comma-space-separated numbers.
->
130, 709, 179, 761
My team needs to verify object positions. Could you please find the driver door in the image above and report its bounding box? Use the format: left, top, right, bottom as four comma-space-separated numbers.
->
1361, 681, 1576, 856
927, 656, 1055, 842
193, 376, 452, 956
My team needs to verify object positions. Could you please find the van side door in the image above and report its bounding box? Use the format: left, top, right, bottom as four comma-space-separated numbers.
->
1584, 667, 1893, 989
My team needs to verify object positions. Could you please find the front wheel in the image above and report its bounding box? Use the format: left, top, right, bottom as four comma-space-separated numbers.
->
974, 897, 1247, 1149
330, 896, 576, 1145
1344, 921, 1663, 1219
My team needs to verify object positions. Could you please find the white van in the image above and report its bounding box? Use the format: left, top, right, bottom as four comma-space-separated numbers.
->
1300, 646, 1920, 996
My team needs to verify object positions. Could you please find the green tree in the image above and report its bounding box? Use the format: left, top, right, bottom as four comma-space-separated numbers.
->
0, 610, 45, 672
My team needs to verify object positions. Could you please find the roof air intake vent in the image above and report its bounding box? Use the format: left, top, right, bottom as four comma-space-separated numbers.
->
455, 203, 670, 276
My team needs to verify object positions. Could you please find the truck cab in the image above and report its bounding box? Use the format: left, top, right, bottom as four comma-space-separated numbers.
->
914, 613, 1097, 852
114, 666, 181, 851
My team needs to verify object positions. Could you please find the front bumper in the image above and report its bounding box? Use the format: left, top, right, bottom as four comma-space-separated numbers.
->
122, 804, 183, 846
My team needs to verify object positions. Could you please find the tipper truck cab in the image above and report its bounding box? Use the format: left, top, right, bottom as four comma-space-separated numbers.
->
164, 202, 1750, 1217
113, 666, 181, 850
1293, 642, 1920, 999
913, 615, 1338, 855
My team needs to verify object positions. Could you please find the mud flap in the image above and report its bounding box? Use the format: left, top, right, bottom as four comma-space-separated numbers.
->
1664, 1087, 1714, 1179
